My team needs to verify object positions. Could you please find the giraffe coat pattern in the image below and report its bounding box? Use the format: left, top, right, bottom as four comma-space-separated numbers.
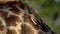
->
0, 1, 55, 34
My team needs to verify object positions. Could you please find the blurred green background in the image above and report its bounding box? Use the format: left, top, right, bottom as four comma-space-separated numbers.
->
22, 0, 60, 34
25, 0, 60, 34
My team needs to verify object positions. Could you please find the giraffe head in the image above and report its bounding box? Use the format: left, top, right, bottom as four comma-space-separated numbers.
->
0, 0, 55, 34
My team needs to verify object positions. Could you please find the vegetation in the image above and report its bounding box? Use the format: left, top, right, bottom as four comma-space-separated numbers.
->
27, 0, 60, 34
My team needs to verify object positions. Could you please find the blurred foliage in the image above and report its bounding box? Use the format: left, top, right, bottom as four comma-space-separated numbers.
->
26, 0, 60, 34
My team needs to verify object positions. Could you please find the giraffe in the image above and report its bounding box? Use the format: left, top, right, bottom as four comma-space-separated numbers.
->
0, 0, 55, 34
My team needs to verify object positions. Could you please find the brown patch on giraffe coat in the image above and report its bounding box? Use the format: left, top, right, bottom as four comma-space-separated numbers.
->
0, 11, 8, 19
7, 5, 21, 15
5, 15, 20, 26
4, 1, 26, 9
0, 25, 4, 31
21, 24, 34, 34
11, 11, 20, 15
0, 2, 4, 7
10, 10, 21, 15
7, 29, 17, 34
4, 1, 20, 6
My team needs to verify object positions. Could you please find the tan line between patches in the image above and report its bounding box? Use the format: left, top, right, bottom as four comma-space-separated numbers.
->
25, 23, 38, 34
